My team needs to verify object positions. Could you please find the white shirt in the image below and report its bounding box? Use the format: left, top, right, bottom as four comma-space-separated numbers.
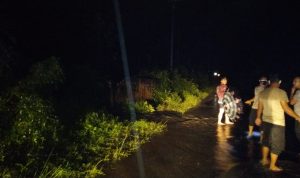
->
293, 90, 300, 115
259, 87, 289, 126
252, 85, 265, 109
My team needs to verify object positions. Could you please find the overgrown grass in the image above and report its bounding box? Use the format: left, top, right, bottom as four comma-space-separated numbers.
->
134, 101, 155, 114
0, 58, 166, 177
127, 70, 211, 115
151, 70, 210, 114
0, 111, 166, 178
156, 91, 208, 113
39, 112, 166, 177
0, 59, 209, 177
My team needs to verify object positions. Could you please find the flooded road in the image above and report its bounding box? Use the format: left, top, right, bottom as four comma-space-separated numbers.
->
105, 103, 300, 178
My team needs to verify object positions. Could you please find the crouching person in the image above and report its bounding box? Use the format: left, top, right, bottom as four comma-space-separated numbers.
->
255, 76, 300, 172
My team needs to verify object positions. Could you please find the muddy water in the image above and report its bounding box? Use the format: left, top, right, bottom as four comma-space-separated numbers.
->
105, 105, 300, 178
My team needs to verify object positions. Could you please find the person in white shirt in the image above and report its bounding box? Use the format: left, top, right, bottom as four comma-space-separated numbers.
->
245, 77, 268, 138
256, 76, 300, 172
290, 77, 300, 142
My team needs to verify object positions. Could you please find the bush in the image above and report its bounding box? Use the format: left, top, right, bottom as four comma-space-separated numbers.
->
131, 119, 166, 141
0, 58, 62, 177
66, 112, 166, 177
11, 94, 59, 147
152, 70, 210, 113
21, 56, 64, 91
134, 101, 155, 114
0, 59, 167, 177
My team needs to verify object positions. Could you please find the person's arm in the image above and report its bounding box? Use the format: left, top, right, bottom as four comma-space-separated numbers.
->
245, 98, 254, 105
246, 87, 259, 105
255, 100, 263, 126
290, 89, 298, 105
281, 101, 300, 121
216, 86, 220, 99
291, 87, 296, 99
290, 97, 298, 105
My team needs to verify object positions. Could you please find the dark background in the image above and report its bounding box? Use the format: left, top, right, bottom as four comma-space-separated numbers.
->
1, 0, 300, 102
0, 0, 300, 153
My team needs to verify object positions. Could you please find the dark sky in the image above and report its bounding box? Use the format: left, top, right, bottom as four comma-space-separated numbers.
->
1, 0, 300, 89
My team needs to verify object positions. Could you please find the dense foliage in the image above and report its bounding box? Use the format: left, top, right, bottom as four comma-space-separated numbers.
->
133, 101, 155, 114
125, 70, 211, 115
151, 70, 210, 114
0, 57, 63, 177
0, 58, 166, 177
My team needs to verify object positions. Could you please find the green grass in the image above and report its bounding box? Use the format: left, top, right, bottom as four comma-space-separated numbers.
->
0, 61, 210, 177
151, 70, 211, 114
74, 112, 165, 176
37, 112, 165, 178
0, 59, 166, 177
134, 101, 155, 114
0, 112, 166, 178
156, 91, 208, 113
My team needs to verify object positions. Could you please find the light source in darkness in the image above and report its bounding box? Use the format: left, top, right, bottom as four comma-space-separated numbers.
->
213, 72, 221, 77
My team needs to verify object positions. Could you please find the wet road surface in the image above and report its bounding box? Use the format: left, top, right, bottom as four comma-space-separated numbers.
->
105, 103, 300, 178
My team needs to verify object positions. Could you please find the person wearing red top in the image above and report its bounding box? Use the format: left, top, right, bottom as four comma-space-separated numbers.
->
216, 77, 233, 125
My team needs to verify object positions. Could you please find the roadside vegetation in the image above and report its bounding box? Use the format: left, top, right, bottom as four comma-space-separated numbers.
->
0, 58, 166, 177
0, 57, 210, 177
133, 70, 211, 114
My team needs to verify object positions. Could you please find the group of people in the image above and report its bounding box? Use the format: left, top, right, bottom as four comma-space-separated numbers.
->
216, 76, 300, 172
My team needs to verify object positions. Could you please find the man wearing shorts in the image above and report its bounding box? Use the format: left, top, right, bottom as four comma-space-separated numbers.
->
290, 77, 300, 142
245, 77, 268, 138
256, 77, 300, 171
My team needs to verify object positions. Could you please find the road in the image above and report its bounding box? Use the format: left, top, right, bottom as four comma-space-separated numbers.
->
105, 101, 300, 178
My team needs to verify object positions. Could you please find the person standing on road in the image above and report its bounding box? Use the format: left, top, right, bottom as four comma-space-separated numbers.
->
255, 76, 300, 172
290, 77, 300, 142
245, 77, 268, 138
216, 77, 233, 125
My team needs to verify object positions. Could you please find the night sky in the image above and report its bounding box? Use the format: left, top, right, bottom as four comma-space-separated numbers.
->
1, 0, 300, 95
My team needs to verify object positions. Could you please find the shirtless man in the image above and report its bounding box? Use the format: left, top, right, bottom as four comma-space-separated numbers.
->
245, 77, 268, 138
216, 77, 233, 125
290, 77, 300, 142
255, 76, 300, 171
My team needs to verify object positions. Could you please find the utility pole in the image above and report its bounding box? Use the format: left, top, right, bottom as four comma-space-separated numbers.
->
113, 0, 146, 178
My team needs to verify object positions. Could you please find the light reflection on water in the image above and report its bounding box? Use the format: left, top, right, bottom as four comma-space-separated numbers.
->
215, 125, 237, 172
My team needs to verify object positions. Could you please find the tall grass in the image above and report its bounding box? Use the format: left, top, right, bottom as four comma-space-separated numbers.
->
0, 59, 166, 177
152, 70, 210, 114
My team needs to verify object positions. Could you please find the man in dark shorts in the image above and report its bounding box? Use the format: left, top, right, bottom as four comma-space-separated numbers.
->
255, 76, 300, 172
245, 77, 268, 138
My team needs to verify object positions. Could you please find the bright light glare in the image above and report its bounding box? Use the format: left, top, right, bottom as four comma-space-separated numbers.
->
252, 131, 261, 137
213, 72, 221, 77
246, 131, 261, 137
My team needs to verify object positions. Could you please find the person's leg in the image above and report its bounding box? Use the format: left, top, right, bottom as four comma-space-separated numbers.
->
261, 146, 270, 166
218, 107, 225, 125
225, 114, 233, 124
269, 124, 285, 171
248, 109, 257, 137
249, 125, 254, 136
260, 131, 264, 143
258, 122, 264, 143
270, 153, 282, 171
261, 122, 271, 165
